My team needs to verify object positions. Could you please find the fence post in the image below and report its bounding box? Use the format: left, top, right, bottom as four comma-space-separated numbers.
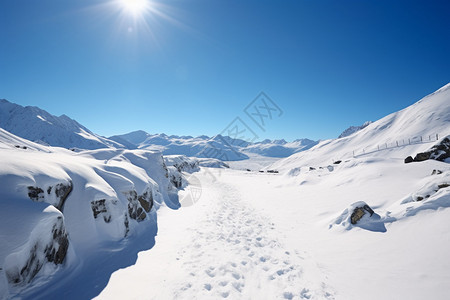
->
377, 145, 380, 151
353, 150, 355, 157
436, 133, 439, 140
421, 136, 423, 142
385, 143, 388, 148
409, 138, 411, 145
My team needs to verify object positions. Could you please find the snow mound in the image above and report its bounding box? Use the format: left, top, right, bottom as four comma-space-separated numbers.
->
331, 201, 387, 232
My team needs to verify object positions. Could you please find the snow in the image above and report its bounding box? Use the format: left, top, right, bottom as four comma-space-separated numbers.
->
96, 83, 450, 300
0, 131, 182, 299
1, 83, 450, 299
270, 83, 450, 171
110, 132, 318, 160
0, 99, 124, 150
338, 121, 372, 138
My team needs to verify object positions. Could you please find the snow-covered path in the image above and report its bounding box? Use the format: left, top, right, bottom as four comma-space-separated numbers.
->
96, 168, 334, 300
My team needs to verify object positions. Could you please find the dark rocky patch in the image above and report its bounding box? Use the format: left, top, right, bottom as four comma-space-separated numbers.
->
431, 169, 443, 175
91, 199, 111, 223
6, 217, 69, 285
407, 136, 450, 163
350, 204, 374, 225
126, 190, 153, 221
27, 187, 44, 201
404, 156, 414, 164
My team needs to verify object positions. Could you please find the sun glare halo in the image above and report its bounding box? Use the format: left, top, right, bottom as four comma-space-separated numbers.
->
119, 0, 149, 16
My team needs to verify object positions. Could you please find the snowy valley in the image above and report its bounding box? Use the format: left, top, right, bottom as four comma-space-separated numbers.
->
0, 83, 450, 300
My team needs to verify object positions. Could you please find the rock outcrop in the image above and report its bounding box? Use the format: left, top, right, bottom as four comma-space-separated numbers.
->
27, 181, 73, 211
125, 189, 154, 222
5, 215, 69, 286
350, 204, 374, 225
406, 136, 450, 163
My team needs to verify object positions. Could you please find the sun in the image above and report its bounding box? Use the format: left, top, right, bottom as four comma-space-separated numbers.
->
119, 0, 149, 16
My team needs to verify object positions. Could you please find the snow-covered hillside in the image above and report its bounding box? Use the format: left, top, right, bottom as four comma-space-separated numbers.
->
0, 129, 186, 299
271, 83, 450, 171
97, 83, 450, 300
0, 99, 124, 150
111, 131, 318, 160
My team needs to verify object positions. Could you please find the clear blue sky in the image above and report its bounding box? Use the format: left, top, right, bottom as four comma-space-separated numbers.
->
1, 0, 449, 141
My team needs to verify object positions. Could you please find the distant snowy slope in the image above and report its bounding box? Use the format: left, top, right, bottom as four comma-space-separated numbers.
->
0, 127, 52, 152
245, 138, 318, 157
111, 132, 318, 160
271, 83, 450, 171
0, 99, 124, 150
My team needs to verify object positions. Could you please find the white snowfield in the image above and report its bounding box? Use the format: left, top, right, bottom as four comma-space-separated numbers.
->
0, 83, 449, 299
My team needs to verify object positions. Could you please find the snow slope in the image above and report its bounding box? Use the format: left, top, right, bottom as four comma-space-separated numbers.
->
96, 83, 450, 300
271, 83, 450, 171
0, 99, 124, 150
0, 129, 184, 299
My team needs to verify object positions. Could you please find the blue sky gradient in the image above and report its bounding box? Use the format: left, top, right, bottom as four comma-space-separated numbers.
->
1, 0, 449, 141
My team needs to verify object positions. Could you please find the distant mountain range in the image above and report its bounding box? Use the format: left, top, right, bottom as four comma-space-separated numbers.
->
109, 131, 318, 160
0, 99, 318, 160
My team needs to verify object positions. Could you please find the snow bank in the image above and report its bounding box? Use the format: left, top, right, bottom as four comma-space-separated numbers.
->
0, 132, 183, 298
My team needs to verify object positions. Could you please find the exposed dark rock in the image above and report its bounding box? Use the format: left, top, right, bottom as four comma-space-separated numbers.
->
350, 204, 374, 225
408, 136, 450, 163
267, 170, 279, 173
438, 183, 450, 189
6, 217, 69, 285
414, 152, 431, 162
431, 169, 443, 175
334, 160, 342, 164
404, 156, 414, 164
138, 190, 153, 213
27, 186, 44, 201
170, 174, 182, 189
91, 199, 112, 223
416, 196, 424, 201
124, 213, 129, 237
54, 182, 73, 211
27, 182, 72, 211
126, 190, 153, 221
309, 167, 316, 171
45, 217, 69, 264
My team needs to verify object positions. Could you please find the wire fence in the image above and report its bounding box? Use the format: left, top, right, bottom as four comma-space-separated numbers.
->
351, 133, 440, 158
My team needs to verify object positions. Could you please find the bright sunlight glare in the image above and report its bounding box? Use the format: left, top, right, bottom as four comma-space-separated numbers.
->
119, 0, 149, 16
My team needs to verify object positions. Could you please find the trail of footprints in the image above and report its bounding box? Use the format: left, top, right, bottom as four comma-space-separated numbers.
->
173, 185, 334, 299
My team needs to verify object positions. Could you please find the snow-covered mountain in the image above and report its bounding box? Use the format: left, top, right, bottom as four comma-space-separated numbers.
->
338, 121, 372, 138
271, 83, 450, 171
110, 131, 318, 160
0, 99, 124, 150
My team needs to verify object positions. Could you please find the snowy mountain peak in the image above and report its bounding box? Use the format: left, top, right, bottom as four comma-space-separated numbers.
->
0, 99, 124, 150
338, 121, 372, 138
